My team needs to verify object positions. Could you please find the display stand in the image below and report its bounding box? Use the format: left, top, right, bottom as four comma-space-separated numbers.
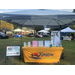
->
5, 46, 21, 63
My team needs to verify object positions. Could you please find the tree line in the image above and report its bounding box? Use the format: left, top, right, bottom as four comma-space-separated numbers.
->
0, 20, 43, 32
0, 20, 19, 30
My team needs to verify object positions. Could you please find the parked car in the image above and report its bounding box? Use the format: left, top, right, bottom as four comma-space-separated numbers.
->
36, 32, 49, 37
0, 32, 9, 39
29, 32, 33, 36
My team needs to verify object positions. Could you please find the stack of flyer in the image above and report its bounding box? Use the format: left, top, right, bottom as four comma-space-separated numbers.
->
24, 40, 51, 47
32, 41, 37, 47
24, 42, 26, 47
38, 41, 43, 47
24, 42, 31, 47
45, 41, 50, 47
28, 42, 31, 47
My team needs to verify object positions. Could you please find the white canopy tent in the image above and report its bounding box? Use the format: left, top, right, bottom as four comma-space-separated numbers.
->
38, 30, 50, 33
13, 28, 25, 32
61, 27, 75, 32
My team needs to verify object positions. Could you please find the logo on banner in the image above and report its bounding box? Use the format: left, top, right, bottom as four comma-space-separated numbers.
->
8, 47, 12, 50
30, 52, 54, 59
30, 53, 41, 59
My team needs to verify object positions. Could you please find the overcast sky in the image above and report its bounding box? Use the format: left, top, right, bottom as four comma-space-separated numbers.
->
0, 9, 73, 13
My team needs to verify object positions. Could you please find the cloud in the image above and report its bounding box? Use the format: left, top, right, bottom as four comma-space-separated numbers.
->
0, 9, 24, 13
0, 11, 3, 13
3, 9, 12, 13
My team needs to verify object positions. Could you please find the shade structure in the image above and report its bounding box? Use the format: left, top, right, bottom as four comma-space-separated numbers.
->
38, 30, 50, 33
13, 28, 25, 32
61, 27, 75, 32
0, 9, 75, 28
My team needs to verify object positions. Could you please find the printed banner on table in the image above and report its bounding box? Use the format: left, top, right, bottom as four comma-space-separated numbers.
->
22, 47, 63, 63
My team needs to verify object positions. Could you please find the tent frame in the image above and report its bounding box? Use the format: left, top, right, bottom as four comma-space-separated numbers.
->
1, 13, 75, 63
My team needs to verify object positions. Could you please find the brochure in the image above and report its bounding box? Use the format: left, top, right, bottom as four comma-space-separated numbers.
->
38, 41, 43, 47
45, 41, 50, 47
32, 41, 37, 47
24, 42, 26, 47
28, 42, 31, 47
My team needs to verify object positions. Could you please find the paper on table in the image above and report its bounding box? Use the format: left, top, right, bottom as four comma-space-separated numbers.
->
28, 42, 31, 47
32, 41, 37, 47
45, 41, 50, 47
38, 41, 43, 47
24, 42, 26, 47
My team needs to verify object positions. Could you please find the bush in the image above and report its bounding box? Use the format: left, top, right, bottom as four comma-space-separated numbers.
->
71, 33, 74, 38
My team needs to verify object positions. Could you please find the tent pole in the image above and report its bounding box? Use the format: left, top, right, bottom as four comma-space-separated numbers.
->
20, 20, 28, 62
20, 20, 28, 49
53, 19, 62, 46
20, 24, 23, 61
31, 20, 36, 37
0, 20, 1, 29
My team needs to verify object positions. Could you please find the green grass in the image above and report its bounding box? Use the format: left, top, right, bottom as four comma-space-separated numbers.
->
0, 37, 75, 65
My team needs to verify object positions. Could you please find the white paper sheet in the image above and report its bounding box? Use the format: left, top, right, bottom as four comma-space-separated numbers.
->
28, 42, 31, 47
45, 41, 50, 47
38, 41, 43, 47
24, 42, 26, 47
32, 41, 37, 47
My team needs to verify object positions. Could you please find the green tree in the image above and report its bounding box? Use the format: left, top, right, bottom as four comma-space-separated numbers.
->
0, 20, 14, 30
13, 24, 19, 29
69, 25, 75, 30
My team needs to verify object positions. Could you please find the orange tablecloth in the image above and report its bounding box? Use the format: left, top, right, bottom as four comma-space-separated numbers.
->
22, 47, 63, 63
